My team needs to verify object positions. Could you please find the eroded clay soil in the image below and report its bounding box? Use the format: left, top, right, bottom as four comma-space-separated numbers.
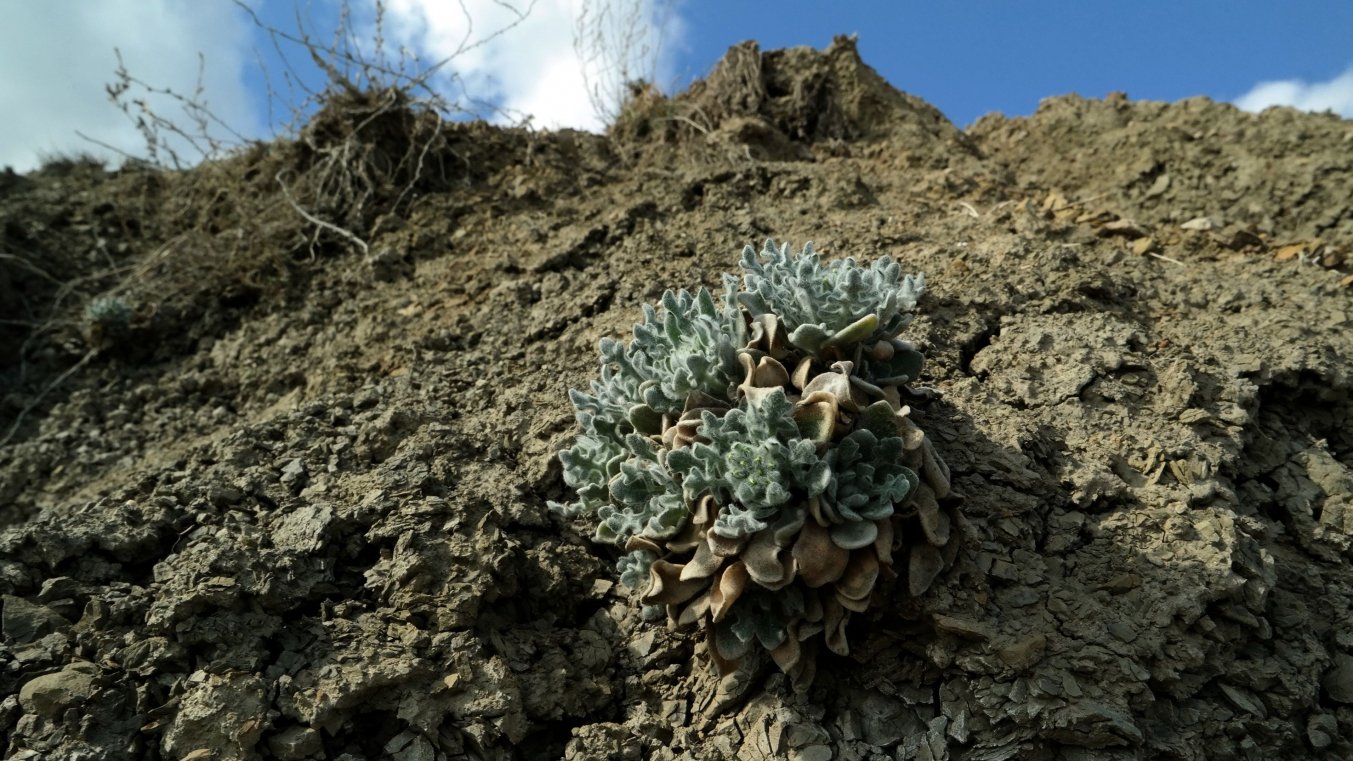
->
1, 37, 1351, 760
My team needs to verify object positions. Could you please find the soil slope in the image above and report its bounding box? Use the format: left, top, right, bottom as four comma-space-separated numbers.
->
1, 37, 1352, 760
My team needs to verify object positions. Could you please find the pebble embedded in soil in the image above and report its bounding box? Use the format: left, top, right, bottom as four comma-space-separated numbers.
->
17, 663, 97, 720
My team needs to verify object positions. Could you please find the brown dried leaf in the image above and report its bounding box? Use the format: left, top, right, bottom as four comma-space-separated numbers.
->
679, 539, 725, 581
908, 544, 944, 597
794, 519, 849, 587
642, 559, 707, 606
793, 391, 837, 447
709, 561, 750, 623
836, 548, 880, 602
874, 518, 896, 565
823, 596, 850, 656
743, 529, 786, 586
791, 355, 814, 390
676, 590, 711, 627
707, 527, 746, 557
913, 482, 950, 546
920, 440, 952, 499
770, 628, 802, 673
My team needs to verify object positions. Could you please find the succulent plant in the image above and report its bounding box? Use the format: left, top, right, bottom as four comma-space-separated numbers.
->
732, 239, 924, 355
86, 295, 132, 324
551, 240, 959, 687
82, 295, 134, 348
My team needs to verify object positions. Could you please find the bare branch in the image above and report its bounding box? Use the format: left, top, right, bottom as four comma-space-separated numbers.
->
276, 171, 370, 257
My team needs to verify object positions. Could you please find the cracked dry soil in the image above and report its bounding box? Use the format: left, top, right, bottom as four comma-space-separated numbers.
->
1, 37, 1352, 760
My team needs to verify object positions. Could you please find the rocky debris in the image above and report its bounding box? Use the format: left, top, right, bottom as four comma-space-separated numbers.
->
0, 37, 1350, 761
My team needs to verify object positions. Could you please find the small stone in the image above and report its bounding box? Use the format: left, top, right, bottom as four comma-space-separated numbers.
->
858, 693, 909, 747
1099, 573, 1142, 593
947, 705, 970, 743
1178, 408, 1210, 424
1062, 672, 1084, 698
1219, 683, 1266, 718
836, 708, 861, 742
1034, 673, 1064, 697
36, 578, 81, 605
2, 596, 70, 644
989, 559, 1020, 582
393, 734, 437, 761
1099, 219, 1148, 239
1046, 700, 1143, 747
629, 630, 657, 658
661, 699, 689, 727
1213, 225, 1264, 250
268, 726, 323, 761
1307, 713, 1337, 749
1108, 621, 1137, 642
18, 664, 98, 719
933, 615, 994, 641
1001, 587, 1040, 607
1131, 237, 1158, 256
790, 746, 832, 761
1180, 216, 1218, 231
997, 633, 1047, 670
1321, 654, 1353, 703
280, 459, 309, 491
784, 723, 829, 748
385, 730, 415, 754
208, 482, 245, 507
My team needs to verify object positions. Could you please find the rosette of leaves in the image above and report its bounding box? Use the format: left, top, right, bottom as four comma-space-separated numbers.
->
82, 295, 133, 348
732, 239, 925, 357
552, 240, 960, 688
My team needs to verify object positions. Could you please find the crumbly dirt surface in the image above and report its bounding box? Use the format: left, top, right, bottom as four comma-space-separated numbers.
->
2, 37, 1352, 760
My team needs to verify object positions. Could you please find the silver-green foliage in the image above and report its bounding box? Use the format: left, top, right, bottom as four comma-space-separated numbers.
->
553, 240, 926, 555
85, 296, 132, 330
811, 429, 915, 524
598, 433, 687, 542
734, 239, 924, 353
576, 288, 740, 436
553, 287, 741, 518
665, 389, 818, 538
810, 428, 918, 549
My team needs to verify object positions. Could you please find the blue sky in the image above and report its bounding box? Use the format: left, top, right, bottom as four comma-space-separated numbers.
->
2, 1, 1351, 172
674, 2, 1353, 127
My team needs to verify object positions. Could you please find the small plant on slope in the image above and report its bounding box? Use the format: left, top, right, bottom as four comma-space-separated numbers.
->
551, 239, 959, 687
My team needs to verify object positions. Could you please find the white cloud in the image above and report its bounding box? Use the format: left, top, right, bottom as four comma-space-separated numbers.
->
1234, 67, 1353, 118
378, 0, 685, 131
0, 1, 260, 173
0, 0, 686, 172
